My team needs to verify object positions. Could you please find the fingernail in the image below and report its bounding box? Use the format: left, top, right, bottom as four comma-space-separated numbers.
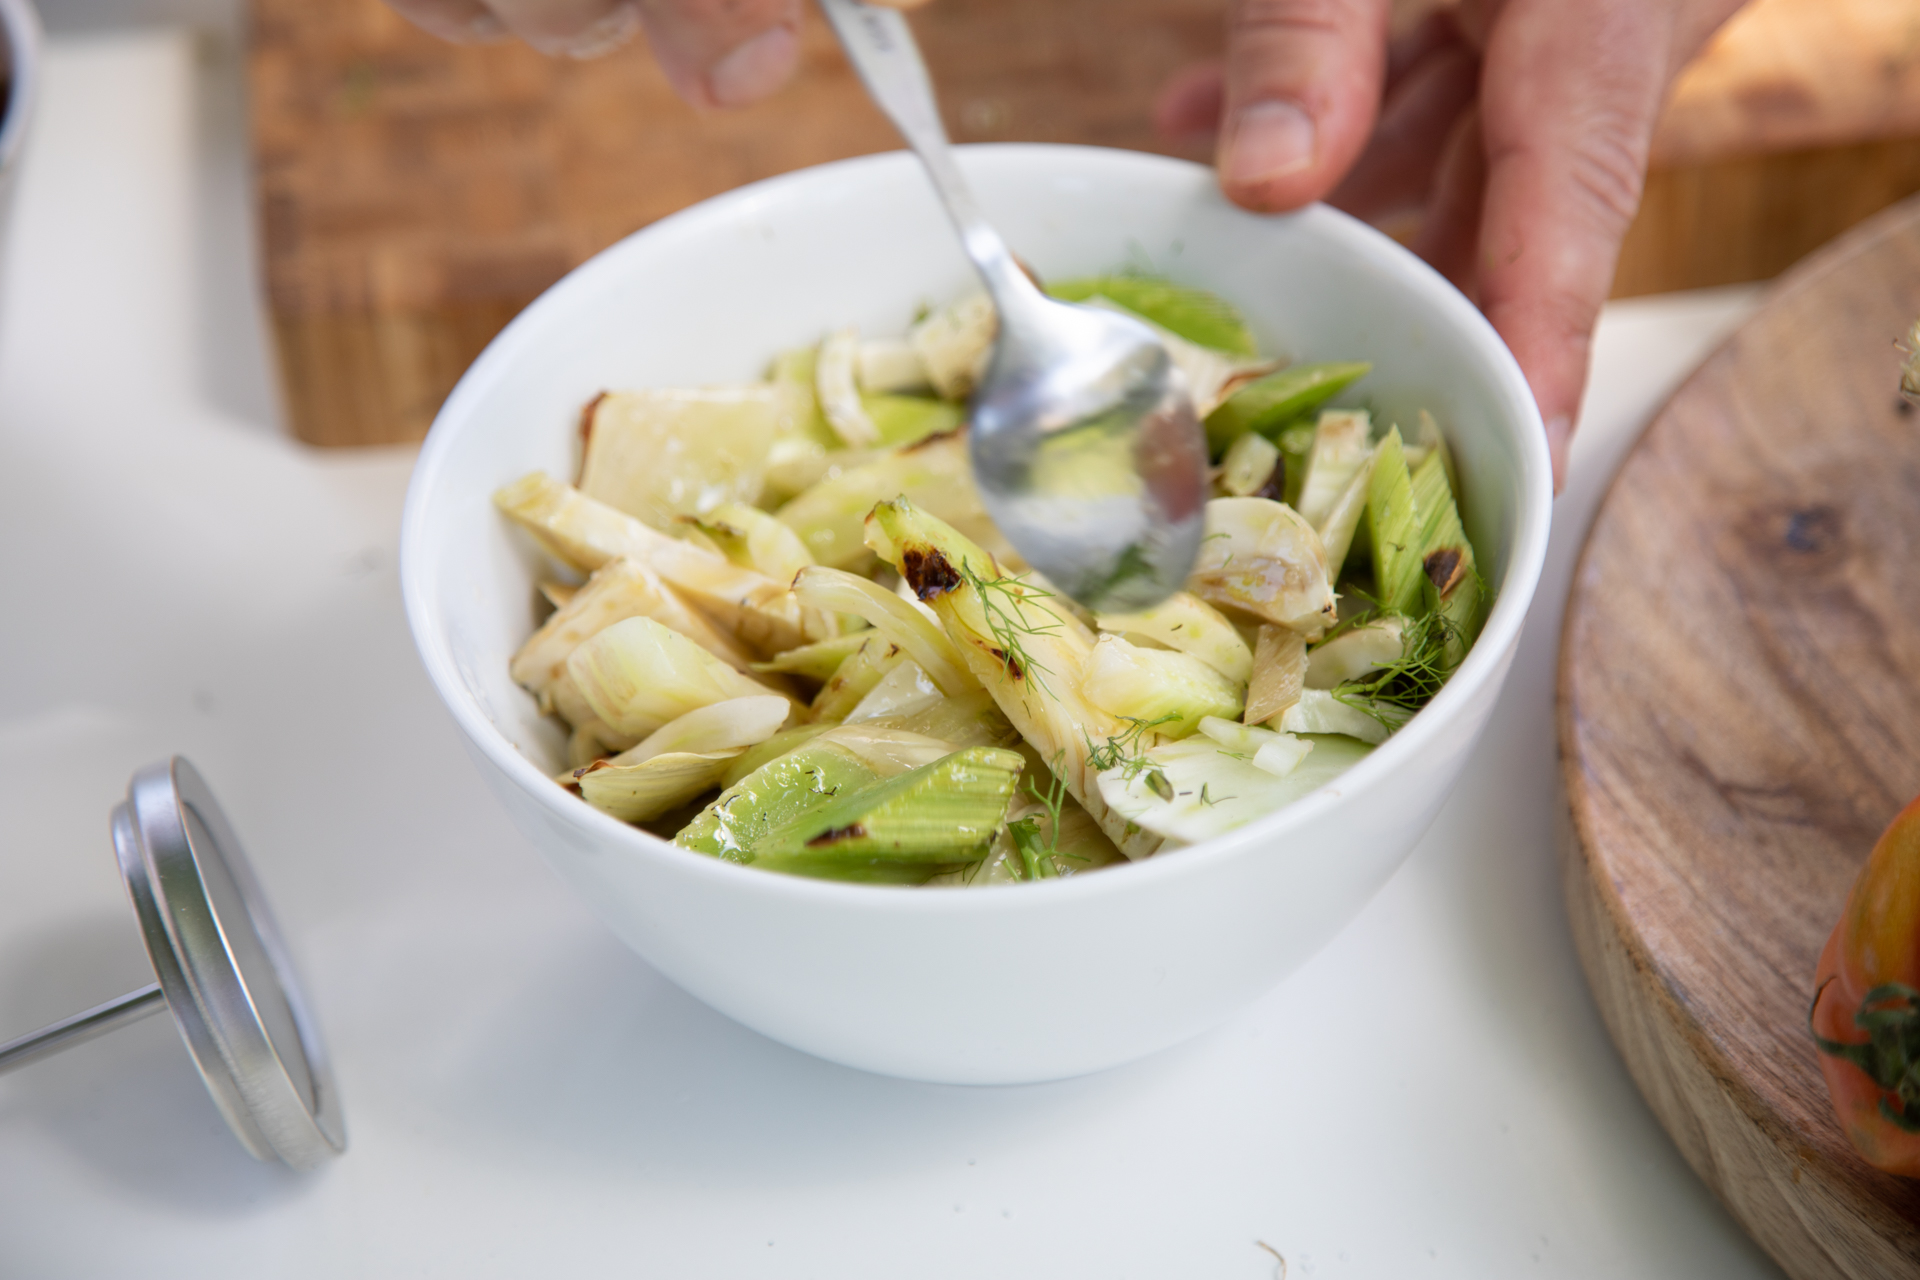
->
709, 24, 800, 107
1225, 100, 1316, 187
1545, 414, 1572, 492
555, 2, 639, 59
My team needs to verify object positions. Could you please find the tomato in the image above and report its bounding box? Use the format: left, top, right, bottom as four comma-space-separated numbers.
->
1811, 794, 1920, 1176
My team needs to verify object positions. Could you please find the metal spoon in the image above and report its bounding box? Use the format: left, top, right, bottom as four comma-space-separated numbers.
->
819, 0, 1209, 611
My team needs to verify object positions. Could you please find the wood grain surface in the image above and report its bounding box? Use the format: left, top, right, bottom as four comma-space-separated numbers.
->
249, 0, 1223, 446
1561, 195, 1920, 1279
252, 0, 1920, 446
1651, 0, 1920, 167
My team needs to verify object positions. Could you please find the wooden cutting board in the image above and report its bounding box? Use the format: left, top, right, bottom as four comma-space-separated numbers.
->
248, 0, 1226, 447
1561, 195, 1920, 1279
251, 0, 1920, 447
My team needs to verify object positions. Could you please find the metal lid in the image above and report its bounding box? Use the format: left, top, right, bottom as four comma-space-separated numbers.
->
112, 758, 345, 1169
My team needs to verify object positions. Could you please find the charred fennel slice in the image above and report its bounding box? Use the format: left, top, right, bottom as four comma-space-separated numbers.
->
492, 273, 1490, 884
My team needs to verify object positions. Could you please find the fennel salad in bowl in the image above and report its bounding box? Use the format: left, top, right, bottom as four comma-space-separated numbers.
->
493, 274, 1487, 888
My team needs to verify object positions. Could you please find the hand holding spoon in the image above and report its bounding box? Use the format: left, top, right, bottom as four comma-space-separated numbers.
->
818, 0, 1209, 611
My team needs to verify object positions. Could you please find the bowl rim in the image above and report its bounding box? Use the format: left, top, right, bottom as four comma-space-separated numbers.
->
401, 142, 1553, 913
0, 0, 40, 181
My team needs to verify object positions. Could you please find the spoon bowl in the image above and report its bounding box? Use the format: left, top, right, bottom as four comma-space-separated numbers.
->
970, 284, 1208, 609
820, 0, 1208, 609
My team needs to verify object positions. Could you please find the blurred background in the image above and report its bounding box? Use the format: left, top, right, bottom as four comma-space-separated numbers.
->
46, 0, 1920, 447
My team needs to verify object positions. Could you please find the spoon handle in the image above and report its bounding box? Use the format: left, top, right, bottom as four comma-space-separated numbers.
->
817, 0, 1039, 317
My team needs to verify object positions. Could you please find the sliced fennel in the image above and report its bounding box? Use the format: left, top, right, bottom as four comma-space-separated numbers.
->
1082, 635, 1245, 738
1218, 431, 1282, 498
568, 616, 791, 740
1097, 730, 1373, 843
751, 631, 870, 684
844, 659, 944, 724
1047, 276, 1257, 356
1080, 296, 1274, 417
749, 747, 1024, 875
775, 431, 994, 570
677, 738, 888, 862
1096, 591, 1253, 685
604, 695, 792, 764
497, 273, 1486, 884
816, 327, 882, 447
679, 728, 998, 882
1189, 497, 1338, 637
1271, 688, 1391, 745
1316, 449, 1376, 580
576, 751, 741, 824
1295, 409, 1372, 529
679, 501, 815, 587
1243, 624, 1307, 726
1368, 426, 1482, 666
1203, 361, 1371, 456
857, 336, 931, 394
865, 498, 1164, 860
792, 565, 977, 696
494, 471, 820, 656
857, 687, 1018, 749
909, 292, 995, 400
812, 635, 906, 721
1306, 619, 1406, 688
862, 394, 964, 447
577, 388, 781, 529
511, 555, 755, 704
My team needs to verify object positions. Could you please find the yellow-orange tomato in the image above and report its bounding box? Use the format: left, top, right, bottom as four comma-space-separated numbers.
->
1811, 794, 1920, 1176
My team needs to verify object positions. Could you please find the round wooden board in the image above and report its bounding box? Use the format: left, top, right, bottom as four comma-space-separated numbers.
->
1561, 195, 1920, 1278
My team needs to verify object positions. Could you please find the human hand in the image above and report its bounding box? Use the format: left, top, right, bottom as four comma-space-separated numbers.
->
386, 0, 927, 108
1155, 0, 1749, 487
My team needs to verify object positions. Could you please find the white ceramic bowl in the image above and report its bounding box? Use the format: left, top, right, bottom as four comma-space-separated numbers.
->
402, 145, 1552, 1084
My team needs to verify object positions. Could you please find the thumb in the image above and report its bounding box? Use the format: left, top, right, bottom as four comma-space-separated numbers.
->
1216, 0, 1391, 212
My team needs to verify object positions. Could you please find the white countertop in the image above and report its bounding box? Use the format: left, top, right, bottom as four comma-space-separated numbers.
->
0, 28, 1788, 1280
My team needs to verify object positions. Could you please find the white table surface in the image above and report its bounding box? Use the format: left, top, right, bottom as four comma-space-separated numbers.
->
0, 27, 1791, 1280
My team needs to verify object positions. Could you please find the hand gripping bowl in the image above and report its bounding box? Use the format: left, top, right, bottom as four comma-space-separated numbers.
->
401, 145, 1552, 1085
